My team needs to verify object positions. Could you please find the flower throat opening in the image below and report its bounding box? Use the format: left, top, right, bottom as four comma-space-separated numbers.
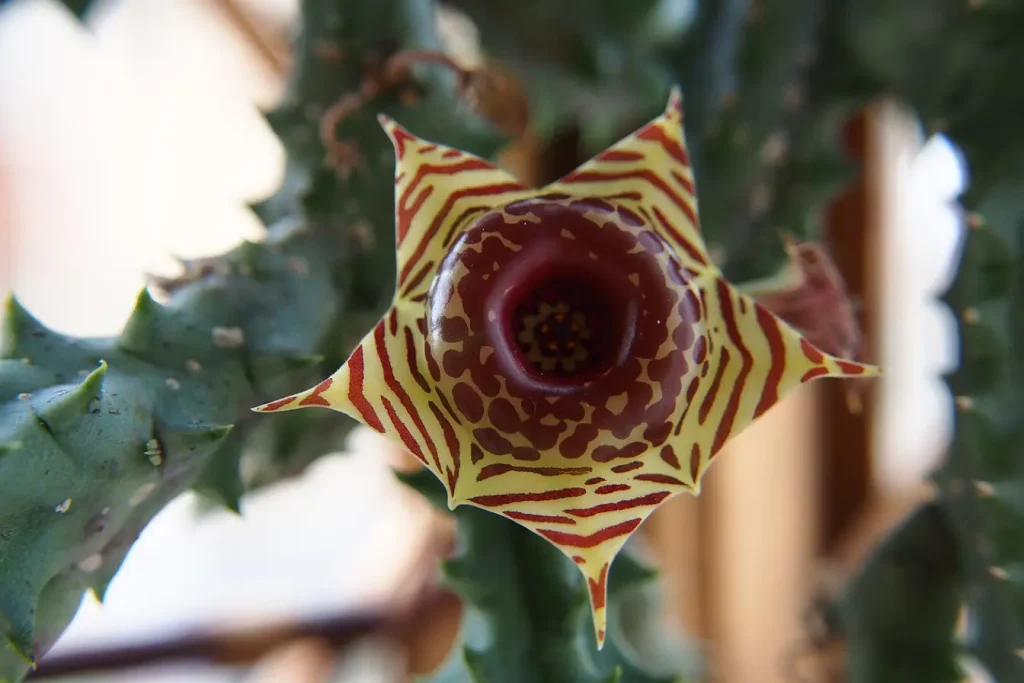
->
508, 270, 627, 382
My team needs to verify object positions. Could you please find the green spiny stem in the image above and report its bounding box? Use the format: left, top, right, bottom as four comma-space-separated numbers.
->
0, 213, 345, 677
840, 503, 966, 683
931, 185, 1024, 680
669, 0, 874, 282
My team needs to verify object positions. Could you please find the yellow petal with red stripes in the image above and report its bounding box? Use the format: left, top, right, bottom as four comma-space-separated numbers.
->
376, 114, 532, 304
254, 87, 880, 650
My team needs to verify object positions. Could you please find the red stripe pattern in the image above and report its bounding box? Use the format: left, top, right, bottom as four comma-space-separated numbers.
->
251, 87, 881, 650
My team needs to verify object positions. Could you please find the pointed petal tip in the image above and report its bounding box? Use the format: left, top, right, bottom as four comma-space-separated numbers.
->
581, 559, 611, 651
251, 393, 302, 414
666, 84, 684, 115
377, 112, 412, 140
377, 113, 418, 158
845, 359, 883, 377
253, 375, 343, 415
818, 355, 882, 380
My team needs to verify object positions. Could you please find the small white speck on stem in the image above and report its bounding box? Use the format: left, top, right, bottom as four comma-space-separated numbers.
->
989, 566, 1009, 580
973, 480, 995, 498
145, 438, 164, 467
129, 482, 157, 507
78, 554, 103, 572
212, 327, 245, 349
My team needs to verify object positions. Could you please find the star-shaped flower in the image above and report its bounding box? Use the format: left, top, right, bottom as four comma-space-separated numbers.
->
254, 87, 879, 648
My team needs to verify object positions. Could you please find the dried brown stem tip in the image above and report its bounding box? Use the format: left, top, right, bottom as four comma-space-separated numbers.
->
754, 238, 872, 414
318, 50, 529, 174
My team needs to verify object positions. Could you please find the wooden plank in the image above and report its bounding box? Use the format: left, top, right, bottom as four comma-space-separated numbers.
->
819, 109, 876, 553
643, 493, 707, 640
702, 384, 824, 683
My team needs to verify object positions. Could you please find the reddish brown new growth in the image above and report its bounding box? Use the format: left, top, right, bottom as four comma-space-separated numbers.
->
754, 238, 869, 412
760, 240, 862, 360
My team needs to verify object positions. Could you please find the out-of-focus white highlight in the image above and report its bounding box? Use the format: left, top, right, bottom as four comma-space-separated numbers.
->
0, 0, 285, 337
51, 443, 433, 655
874, 106, 966, 495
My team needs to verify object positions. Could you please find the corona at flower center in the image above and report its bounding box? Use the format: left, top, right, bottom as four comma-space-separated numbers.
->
513, 275, 610, 377
426, 196, 706, 450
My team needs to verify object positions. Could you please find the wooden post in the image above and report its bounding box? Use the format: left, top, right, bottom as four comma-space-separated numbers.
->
643, 494, 708, 641
701, 384, 824, 683
819, 109, 876, 554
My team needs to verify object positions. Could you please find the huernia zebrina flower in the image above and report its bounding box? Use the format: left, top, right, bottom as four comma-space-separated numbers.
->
254, 87, 880, 648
